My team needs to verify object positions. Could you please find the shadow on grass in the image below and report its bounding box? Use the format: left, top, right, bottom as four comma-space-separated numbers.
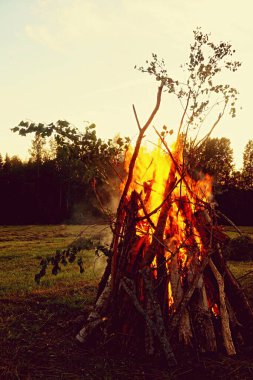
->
0, 289, 253, 380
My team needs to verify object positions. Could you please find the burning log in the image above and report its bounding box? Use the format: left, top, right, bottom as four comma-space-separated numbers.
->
77, 86, 252, 366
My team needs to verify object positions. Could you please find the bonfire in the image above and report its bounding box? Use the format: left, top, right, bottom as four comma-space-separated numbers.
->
76, 88, 252, 366
76, 32, 253, 366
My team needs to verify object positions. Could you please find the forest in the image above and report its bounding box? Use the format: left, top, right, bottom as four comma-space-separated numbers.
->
0, 124, 252, 226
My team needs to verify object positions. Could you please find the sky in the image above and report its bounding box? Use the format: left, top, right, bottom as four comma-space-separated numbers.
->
0, 0, 252, 169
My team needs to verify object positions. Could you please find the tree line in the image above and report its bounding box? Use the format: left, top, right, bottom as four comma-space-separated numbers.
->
0, 122, 252, 225
190, 137, 253, 225
0, 122, 128, 225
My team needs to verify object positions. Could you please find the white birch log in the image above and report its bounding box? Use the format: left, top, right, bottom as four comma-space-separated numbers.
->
76, 276, 112, 343
209, 259, 236, 355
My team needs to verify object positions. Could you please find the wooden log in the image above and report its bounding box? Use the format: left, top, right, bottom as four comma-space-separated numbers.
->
209, 259, 236, 355
168, 253, 211, 337
76, 276, 112, 343
120, 274, 177, 366
213, 245, 253, 342
178, 309, 193, 345
156, 253, 168, 315
168, 241, 194, 345
145, 295, 155, 356
170, 242, 183, 308
114, 191, 139, 288
224, 266, 253, 335
142, 269, 177, 366
96, 256, 111, 302
189, 275, 217, 353
225, 297, 244, 349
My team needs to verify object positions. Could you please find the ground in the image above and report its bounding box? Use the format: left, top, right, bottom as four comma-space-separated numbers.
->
0, 225, 252, 379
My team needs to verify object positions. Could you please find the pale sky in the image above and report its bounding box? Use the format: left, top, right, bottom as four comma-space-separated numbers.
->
0, 0, 252, 169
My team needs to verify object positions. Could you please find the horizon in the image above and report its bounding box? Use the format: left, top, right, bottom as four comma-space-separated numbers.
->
1, 0, 253, 169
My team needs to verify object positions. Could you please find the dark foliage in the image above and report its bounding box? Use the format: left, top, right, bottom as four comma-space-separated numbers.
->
0, 157, 92, 224
216, 189, 253, 226
1, 148, 253, 225
242, 140, 253, 189
225, 235, 253, 261
0, 123, 126, 225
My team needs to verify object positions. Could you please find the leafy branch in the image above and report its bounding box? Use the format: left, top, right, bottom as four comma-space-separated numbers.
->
136, 28, 241, 143
12, 120, 130, 182
34, 237, 112, 284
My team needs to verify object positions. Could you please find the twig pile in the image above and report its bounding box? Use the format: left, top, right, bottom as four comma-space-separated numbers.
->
77, 85, 253, 366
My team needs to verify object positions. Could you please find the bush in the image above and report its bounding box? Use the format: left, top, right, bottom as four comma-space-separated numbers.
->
225, 235, 253, 261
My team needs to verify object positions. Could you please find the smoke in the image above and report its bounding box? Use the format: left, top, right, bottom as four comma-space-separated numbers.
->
90, 226, 113, 278
91, 226, 113, 247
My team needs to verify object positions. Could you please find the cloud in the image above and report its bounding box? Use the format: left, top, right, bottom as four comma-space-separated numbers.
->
25, 0, 109, 52
25, 24, 61, 51
24, 0, 182, 53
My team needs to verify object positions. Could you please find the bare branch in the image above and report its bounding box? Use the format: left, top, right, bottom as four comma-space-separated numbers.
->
215, 210, 242, 236
112, 84, 164, 284
195, 102, 227, 149
177, 90, 191, 138
132, 104, 141, 131
137, 177, 184, 222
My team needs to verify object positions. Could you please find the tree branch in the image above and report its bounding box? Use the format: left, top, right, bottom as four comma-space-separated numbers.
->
195, 102, 227, 149
177, 90, 191, 138
111, 84, 164, 284
132, 104, 141, 131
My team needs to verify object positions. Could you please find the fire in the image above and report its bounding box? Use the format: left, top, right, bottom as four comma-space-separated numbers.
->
121, 142, 172, 227
122, 136, 212, 237
121, 136, 214, 314
168, 281, 174, 308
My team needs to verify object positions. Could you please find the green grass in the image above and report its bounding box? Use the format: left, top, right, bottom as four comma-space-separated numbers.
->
1, 224, 251, 301
224, 227, 253, 301
0, 225, 110, 300
227, 261, 253, 303
224, 225, 253, 239
0, 224, 251, 300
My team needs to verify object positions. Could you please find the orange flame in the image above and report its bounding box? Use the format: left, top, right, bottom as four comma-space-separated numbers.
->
121, 136, 213, 313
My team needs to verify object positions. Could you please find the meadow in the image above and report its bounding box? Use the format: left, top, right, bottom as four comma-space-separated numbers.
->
0, 225, 252, 379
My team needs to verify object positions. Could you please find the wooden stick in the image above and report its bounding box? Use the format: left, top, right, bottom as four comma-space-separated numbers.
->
142, 269, 177, 366
137, 193, 156, 230
214, 244, 253, 333
137, 176, 183, 222
177, 90, 191, 138
112, 84, 164, 285
145, 295, 155, 356
132, 104, 141, 131
195, 102, 227, 149
168, 253, 211, 336
77, 277, 112, 343
120, 275, 177, 366
215, 210, 242, 236
209, 258, 236, 355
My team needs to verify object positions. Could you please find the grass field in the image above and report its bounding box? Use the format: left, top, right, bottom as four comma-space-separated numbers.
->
0, 224, 110, 301
0, 225, 252, 379
225, 225, 253, 239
